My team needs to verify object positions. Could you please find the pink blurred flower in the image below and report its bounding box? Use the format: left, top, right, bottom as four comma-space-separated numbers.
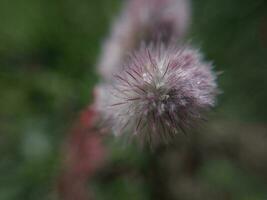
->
96, 43, 218, 147
58, 107, 105, 200
98, 0, 191, 81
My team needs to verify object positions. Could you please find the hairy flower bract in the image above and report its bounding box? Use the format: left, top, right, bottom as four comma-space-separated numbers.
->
96, 43, 218, 147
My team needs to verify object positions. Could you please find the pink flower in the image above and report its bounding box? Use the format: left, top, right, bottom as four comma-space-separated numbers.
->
98, 0, 191, 81
58, 107, 106, 200
96, 43, 218, 147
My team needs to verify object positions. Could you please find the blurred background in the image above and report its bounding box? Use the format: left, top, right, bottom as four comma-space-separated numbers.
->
1, 0, 267, 199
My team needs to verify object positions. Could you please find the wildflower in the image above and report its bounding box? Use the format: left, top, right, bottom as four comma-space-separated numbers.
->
58, 107, 105, 200
98, 0, 191, 81
129, 0, 191, 42
96, 43, 218, 147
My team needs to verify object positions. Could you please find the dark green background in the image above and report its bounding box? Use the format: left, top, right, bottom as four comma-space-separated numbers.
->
1, 0, 267, 199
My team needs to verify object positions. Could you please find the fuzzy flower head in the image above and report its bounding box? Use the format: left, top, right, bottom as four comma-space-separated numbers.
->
129, 0, 191, 42
96, 44, 217, 147
98, 0, 191, 81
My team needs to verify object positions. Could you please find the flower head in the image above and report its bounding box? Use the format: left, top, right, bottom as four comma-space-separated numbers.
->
98, 0, 191, 81
96, 43, 218, 147
129, 0, 191, 42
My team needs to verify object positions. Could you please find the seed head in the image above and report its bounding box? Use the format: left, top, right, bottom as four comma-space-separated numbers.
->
96, 43, 218, 147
